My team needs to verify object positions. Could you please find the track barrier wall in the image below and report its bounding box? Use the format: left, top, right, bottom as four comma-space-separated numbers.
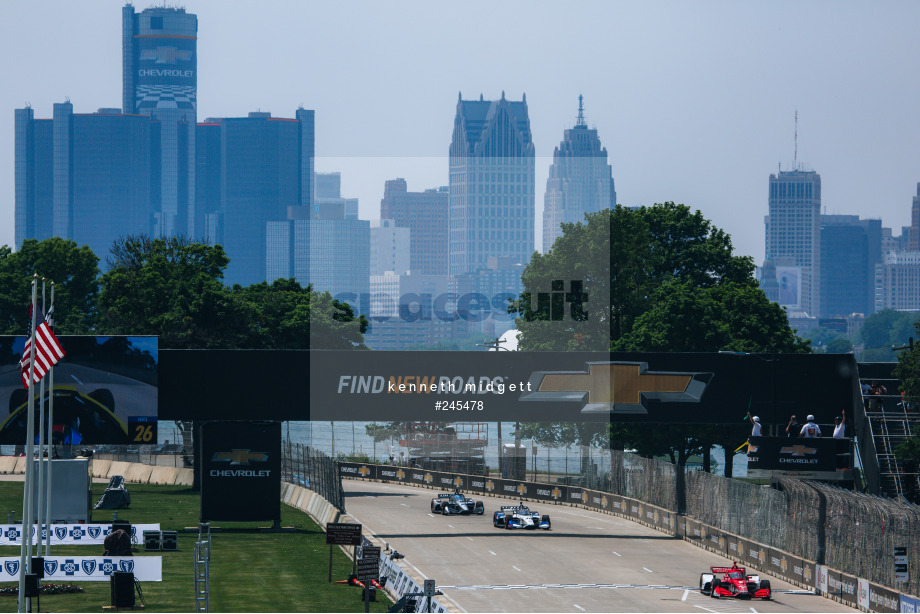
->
338, 458, 919, 611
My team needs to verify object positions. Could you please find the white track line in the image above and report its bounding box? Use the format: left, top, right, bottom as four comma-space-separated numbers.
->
465, 536, 474, 542
512, 565, 522, 572
447, 524, 455, 528
682, 590, 689, 601
400, 504, 410, 507
612, 552, 621, 557
693, 606, 720, 613
345, 510, 467, 613
574, 605, 585, 611
489, 550, 497, 556
427, 513, 435, 517
643, 567, 654, 573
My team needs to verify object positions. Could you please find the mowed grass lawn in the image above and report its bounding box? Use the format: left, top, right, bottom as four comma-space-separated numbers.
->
0, 481, 392, 612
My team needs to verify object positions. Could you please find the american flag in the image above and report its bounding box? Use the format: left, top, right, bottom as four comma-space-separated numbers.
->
20, 304, 65, 388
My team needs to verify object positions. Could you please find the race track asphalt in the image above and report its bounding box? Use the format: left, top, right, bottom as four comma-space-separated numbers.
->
343, 479, 857, 614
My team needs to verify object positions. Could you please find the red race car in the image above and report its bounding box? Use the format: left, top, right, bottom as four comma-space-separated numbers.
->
700, 562, 771, 600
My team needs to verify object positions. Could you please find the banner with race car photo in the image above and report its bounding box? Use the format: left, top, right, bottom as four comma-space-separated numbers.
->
0, 523, 159, 546
0, 335, 158, 445
0, 556, 161, 582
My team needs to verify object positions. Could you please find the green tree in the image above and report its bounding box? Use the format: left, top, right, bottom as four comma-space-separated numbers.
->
231, 279, 368, 350
515, 203, 808, 472
98, 236, 235, 347
859, 309, 917, 361
0, 238, 100, 334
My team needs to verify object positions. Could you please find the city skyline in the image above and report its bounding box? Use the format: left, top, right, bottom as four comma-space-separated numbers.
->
3, 1, 920, 269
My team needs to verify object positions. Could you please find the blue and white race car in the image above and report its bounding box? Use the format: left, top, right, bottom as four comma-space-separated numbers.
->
430, 490, 485, 515
492, 502, 551, 530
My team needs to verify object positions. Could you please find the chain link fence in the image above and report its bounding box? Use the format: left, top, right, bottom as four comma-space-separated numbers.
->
281, 441, 344, 513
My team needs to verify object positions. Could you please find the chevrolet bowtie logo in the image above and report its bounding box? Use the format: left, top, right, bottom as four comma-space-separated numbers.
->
520, 362, 713, 414
212, 449, 268, 465
396, 469, 406, 480
780, 445, 817, 456
358, 466, 371, 477
552, 487, 561, 500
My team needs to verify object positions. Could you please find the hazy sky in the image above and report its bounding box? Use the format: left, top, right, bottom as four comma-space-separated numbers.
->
3, 1, 920, 267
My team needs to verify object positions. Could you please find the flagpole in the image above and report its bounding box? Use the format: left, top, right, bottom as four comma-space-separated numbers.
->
44, 282, 55, 557
18, 276, 38, 613
36, 280, 47, 557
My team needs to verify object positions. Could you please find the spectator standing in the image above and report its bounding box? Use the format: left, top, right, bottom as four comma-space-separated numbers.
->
833, 410, 846, 438
746, 412, 762, 437
800, 415, 822, 438
785, 415, 800, 437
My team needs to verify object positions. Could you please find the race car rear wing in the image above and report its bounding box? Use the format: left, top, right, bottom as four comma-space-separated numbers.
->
710, 566, 745, 574
499, 506, 519, 511
437, 494, 452, 499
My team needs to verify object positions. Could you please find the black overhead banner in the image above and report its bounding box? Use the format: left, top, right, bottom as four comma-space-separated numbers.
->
746, 436, 839, 473
200, 421, 281, 523
158, 350, 861, 424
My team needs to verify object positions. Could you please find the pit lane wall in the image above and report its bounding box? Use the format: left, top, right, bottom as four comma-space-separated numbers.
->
340, 462, 918, 613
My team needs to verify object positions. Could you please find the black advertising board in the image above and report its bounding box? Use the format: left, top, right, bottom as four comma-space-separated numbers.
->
531, 483, 566, 504
704, 527, 725, 554
158, 350, 861, 424
200, 421, 281, 522
159, 350, 309, 420
746, 437, 839, 475
326, 523, 362, 546
866, 582, 901, 613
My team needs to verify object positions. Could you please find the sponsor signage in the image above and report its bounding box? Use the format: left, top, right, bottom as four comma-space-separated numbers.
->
200, 422, 281, 522
894, 545, 909, 582
0, 556, 160, 581
828, 571, 858, 607
326, 523, 362, 546
160, 350, 860, 423
867, 582, 901, 613
705, 528, 724, 554
0, 523, 158, 546
746, 437, 839, 475
901, 594, 920, 613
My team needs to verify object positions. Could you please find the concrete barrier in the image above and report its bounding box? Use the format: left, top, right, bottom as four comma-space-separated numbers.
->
0, 457, 18, 474
13, 457, 26, 474
148, 466, 180, 485
91, 459, 112, 479
175, 468, 194, 486
107, 461, 132, 479
124, 463, 153, 484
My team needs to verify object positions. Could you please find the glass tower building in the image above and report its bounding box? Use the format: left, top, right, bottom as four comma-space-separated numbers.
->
764, 169, 822, 316
15, 103, 160, 262
448, 92, 535, 278
195, 110, 316, 286
542, 96, 616, 253
123, 3, 198, 239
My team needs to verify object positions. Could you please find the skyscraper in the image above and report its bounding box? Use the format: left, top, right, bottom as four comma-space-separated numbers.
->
542, 96, 616, 252
764, 169, 822, 316
819, 215, 881, 318
448, 92, 535, 278
380, 179, 448, 275
15, 103, 159, 262
123, 4, 198, 238
195, 110, 315, 286
910, 183, 920, 251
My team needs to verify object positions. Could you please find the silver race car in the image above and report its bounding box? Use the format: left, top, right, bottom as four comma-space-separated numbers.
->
492, 502, 551, 530
430, 490, 485, 515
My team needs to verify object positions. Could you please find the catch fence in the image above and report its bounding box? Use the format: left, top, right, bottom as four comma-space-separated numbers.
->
281, 441, 345, 513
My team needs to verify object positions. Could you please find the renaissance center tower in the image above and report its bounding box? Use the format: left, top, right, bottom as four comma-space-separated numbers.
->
123, 4, 198, 238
